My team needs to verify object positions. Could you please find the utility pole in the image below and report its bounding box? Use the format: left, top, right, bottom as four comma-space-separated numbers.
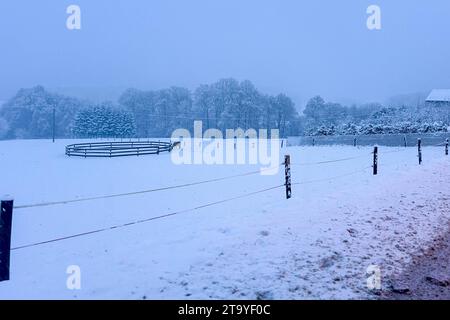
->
52, 106, 56, 143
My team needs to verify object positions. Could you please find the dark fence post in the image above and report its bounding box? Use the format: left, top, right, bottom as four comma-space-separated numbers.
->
0, 198, 14, 282
404, 136, 407, 147
52, 107, 56, 143
285, 155, 292, 199
312, 138, 315, 147
373, 146, 378, 175
446, 138, 449, 156
418, 138, 422, 165
354, 137, 357, 147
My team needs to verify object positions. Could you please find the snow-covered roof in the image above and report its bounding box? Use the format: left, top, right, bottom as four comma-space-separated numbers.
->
426, 89, 450, 102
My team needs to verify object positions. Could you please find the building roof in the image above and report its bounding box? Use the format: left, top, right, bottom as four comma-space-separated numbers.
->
426, 89, 450, 102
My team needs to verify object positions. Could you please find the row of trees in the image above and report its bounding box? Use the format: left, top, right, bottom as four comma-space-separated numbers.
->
0, 86, 139, 139
0, 79, 300, 139
304, 102, 450, 136
118, 79, 299, 138
301, 95, 384, 131
191, 79, 297, 137
118, 86, 193, 137
1, 84, 448, 140
0, 86, 84, 139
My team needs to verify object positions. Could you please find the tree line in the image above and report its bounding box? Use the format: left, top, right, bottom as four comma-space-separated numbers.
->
303, 96, 449, 136
0, 82, 448, 140
0, 79, 299, 139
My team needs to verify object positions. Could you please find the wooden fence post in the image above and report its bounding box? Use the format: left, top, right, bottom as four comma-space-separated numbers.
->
285, 155, 292, 199
0, 198, 14, 282
446, 138, 449, 156
354, 137, 357, 147
418, 138, 422, 165
373, 146, 378, 175
312, 138, 315, 147
404, 136, 407, 147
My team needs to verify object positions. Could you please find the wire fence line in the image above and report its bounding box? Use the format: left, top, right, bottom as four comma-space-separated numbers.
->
10, 165, 376, 251
292, 166, 373, 185
13, 164, 283, 210
6, 142, 449, 252
288, 133, 450, 148
375, 141, 448, 156
12, 152, 375, 210
290, 153, 372, 166
10, 167, 376, 251
432, 142, 448, 147
13, 141, 448, 210
11, 184, 285, 251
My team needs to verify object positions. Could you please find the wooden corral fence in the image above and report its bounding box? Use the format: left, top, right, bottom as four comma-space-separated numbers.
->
65, 141, 174, 158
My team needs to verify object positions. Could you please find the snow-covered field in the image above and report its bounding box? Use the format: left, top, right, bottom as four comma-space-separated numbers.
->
0, 139, 449, 299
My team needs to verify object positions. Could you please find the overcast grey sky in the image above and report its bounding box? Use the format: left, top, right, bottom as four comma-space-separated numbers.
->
0, 0, 449, 107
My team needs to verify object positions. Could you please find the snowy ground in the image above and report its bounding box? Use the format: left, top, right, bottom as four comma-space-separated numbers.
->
0, 139, 449, 299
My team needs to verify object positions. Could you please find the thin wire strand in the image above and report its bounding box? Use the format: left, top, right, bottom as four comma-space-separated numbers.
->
290, 153, 372, 166
11, 184, 284, 251
292, 166, 372, 185
13, 165, 283, 210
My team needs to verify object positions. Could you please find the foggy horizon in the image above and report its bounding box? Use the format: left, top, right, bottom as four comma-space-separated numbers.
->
1, 0, 449, 108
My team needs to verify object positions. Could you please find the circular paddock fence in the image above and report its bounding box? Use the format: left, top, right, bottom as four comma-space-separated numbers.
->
65, 141, 175, 158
